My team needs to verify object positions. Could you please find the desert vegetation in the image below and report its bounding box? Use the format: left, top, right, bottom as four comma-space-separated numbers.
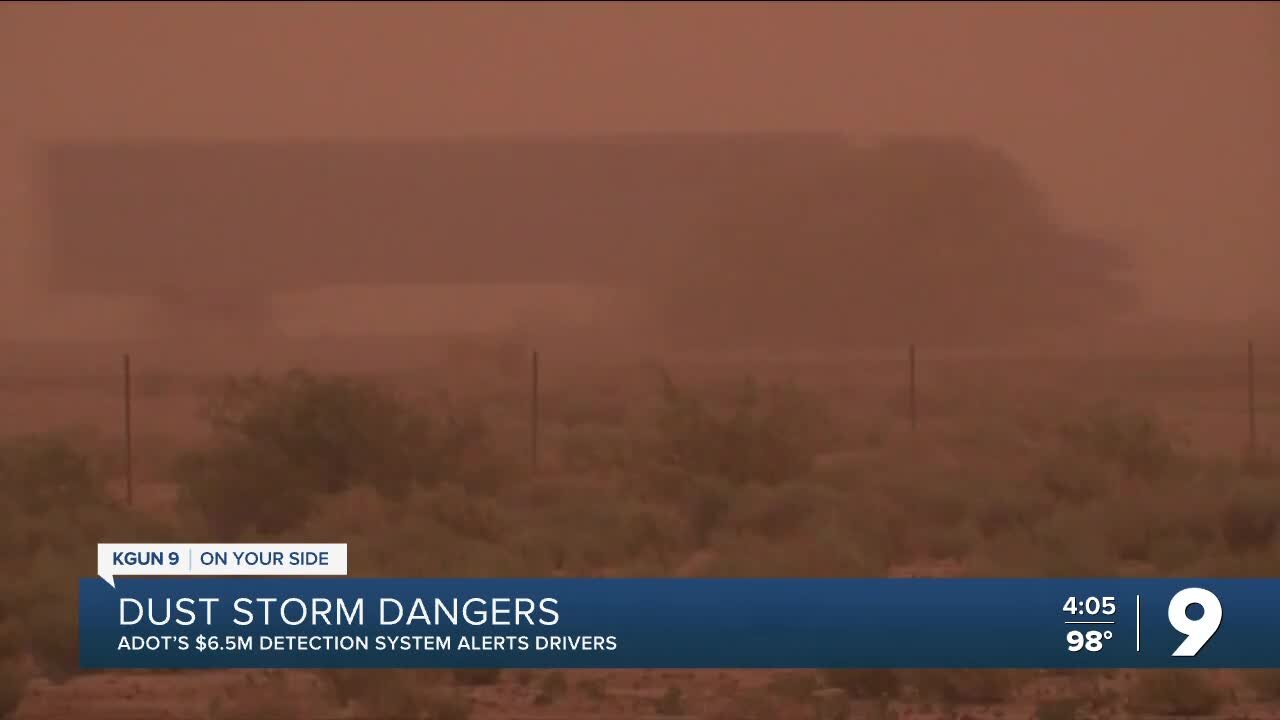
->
0, 347, 1276, 719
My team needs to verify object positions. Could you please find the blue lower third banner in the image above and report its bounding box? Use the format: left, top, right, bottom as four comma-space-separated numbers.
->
79, 578, 1280, 669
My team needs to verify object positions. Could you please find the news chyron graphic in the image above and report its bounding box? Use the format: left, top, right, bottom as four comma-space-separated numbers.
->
83, 544, 1280, 669
96, 543, 349, 587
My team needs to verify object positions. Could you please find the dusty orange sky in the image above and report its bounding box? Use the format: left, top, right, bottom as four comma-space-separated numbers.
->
1, 2, 1276, 337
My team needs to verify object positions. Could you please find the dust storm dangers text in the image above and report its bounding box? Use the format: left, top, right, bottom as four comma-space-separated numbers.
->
118, 596, 561, 627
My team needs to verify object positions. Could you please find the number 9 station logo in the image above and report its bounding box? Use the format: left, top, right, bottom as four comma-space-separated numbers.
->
1168, 587, 1222, 657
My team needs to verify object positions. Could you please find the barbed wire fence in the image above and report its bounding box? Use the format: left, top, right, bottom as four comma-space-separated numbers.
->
0, 337, 1270, 506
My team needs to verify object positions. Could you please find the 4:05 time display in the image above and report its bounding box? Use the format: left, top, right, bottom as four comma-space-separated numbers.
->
1062, 596, 1116, 616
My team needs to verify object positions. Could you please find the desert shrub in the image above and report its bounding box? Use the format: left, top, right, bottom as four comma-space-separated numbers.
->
316, 467, 683, 579
687, 475, 733, 547
1241, 446, 1280, 477
0, 432, 157, 684
173, 441, 315, 538
653, 371, 833, 486
985, 490, 1221, 577
973, 491, 1053, 539
906, 669, 1021, 704
1036, 450, 1118, 505
1129, 670, 1224, 715
864, 468, 984, 563
295, 485, 520, 577
576, 675, 608, 701
655, 686, 685, 715
1092, 491, 1216, 571
0, 661, 24, 720
971, 520, 1111, 578
0, 432, 105, 513
1035, 698, 1084, 720
320, 668, 443, 716
708, 519, 890, 577
767, 670, 820, 700
323, 669, 404, 709
1060, 406, 1182, 481
0, 619, 17, 662
423, 689, 473, 720
451, 668, 502, 686
878, 469, 972, 530
308, 499, 526, 578
609, 505, 688, 569
548, 385, 630, 429
534, 670, 568, 705
432, 411, 519, 497
534, 499, 685, 573
560, 424, 631, 472
723, 482, 823, 540
420, 483, 505, 543
711, 688, 783, 720
205, 675, 311, 720
1221, 488, 1280, 553
821, 669, 902, 699
1105, 525, 1200, 571
1241, 669, 1280, 701
631, 465, 734, 549
20, 590, 78, 683
175, 370, 497, 538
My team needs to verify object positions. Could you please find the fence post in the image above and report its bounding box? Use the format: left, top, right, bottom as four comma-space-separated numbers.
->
908, 343, 917, 431
1248, 340, 1256, 458
123, 353, 133, 506
531, 349, 540, 473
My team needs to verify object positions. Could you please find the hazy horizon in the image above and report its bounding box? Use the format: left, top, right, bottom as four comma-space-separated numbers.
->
1, 3, 1276, 341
